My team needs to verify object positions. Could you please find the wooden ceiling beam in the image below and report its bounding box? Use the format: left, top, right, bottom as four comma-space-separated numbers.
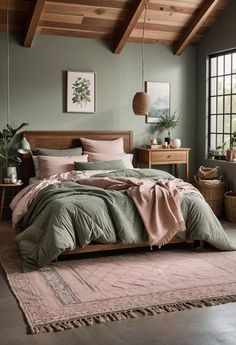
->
23, 0, 46, 47
113, 0, 150, 54
174, 0, 221, 55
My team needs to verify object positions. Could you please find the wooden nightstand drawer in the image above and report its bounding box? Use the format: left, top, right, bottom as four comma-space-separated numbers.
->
151, 150, 187, 163
136, 147, 190, 181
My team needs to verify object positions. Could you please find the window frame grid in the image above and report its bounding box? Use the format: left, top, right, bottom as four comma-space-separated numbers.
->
208, 49, 236, 151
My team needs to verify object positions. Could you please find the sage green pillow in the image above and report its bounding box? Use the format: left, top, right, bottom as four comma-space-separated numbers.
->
74, 160, 126, 171
35, 147, 82, 156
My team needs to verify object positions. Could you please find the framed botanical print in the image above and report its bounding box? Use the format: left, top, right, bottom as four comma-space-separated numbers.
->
145, 81, 170, 123
66, 71, 96, 113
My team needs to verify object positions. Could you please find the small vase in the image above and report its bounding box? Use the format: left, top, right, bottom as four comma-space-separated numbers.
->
6, 166, 17, 182
164, 137, 171, 145
170, 138, 181, 148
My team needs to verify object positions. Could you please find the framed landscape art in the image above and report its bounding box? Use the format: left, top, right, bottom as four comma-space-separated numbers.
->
66, 71, 96, 113
145, 81, 170, 123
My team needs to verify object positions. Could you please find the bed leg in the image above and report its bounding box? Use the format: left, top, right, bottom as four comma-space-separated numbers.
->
194, 240, 204, 250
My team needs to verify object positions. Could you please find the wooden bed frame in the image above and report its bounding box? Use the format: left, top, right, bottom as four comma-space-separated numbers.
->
21, 130, 191, 255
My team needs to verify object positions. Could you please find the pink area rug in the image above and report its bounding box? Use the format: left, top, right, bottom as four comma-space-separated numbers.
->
1, 227, 236, 334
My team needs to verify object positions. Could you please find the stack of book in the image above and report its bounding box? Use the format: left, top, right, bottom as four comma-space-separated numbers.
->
145, 144, 163, 149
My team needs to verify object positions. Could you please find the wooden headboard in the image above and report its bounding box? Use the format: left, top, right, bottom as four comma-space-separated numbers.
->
22, 130, 133, 185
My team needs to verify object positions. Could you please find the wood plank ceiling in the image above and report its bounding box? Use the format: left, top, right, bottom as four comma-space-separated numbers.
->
0, 0, 230, 54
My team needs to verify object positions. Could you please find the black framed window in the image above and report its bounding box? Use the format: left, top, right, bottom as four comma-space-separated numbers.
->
208, 49, 236, 151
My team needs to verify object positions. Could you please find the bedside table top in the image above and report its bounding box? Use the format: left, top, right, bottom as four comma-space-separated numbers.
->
137, 147, 191, 151
0, 182, 23, 187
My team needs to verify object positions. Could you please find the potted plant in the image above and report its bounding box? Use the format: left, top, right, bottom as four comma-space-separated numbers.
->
226, 131, 236, 161
0, 123, 29, 181
215, 142, 226, 160
158, 110, 179, 144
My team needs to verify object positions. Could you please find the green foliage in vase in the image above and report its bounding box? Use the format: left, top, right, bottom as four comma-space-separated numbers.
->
72, 77, 91, 106
0, 123, 29, 167
158, 110, 179, 137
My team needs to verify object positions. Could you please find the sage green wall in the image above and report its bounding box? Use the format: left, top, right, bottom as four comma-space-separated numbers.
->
0, 33, 196, 172
196, 0, 236, 189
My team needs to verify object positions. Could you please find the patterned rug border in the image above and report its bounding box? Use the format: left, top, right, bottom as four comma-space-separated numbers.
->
27, 294, 236, 333
2, 253, 236, 334
1, 226, 236, 335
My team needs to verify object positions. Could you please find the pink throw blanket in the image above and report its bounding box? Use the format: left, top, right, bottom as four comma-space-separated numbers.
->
79, 177, 202, 246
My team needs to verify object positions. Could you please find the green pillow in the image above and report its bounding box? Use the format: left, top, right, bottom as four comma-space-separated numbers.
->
35, 147, 83, 156
74, 160, 126, 171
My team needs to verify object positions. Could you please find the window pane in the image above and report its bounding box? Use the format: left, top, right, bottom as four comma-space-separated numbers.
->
211, 57, 217, 76
224, 95, 231, 113
218, 56, 224, 75
225, 75, 231, 94
211, 97, 216, 114
224, 135, 230, 149
210, 77, 217, 95
217, 134, 223, 148
210, 134, 216, 150
232, 115, 236, 132
225, 54, 231, 74
232, 95, 236, 112
210, 115, 216, 132
233, 75, 236, 93
217, 115, 223, 132
233, 53, 236, 73
224, 115, 231, 132
217, 77, 224, 95
217, 96, 223, 113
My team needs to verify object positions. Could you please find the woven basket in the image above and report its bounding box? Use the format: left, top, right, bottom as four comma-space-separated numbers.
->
194, 176, 225, 217
224, 192, 236, 223
196, 166, 220, 180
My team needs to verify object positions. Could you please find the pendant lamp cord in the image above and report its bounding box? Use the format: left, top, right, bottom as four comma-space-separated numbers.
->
6, 0, 10, 125
141, 2, 148, 92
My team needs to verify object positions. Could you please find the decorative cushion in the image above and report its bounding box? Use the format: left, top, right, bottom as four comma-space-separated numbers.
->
80, 137, 124, 154
86, 152, 133, 169
37, 155, 88, 179
74, 159, 127, 171
35, 147, 83, 156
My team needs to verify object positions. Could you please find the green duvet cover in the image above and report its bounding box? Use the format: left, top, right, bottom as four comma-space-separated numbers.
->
16, 169, 236, 271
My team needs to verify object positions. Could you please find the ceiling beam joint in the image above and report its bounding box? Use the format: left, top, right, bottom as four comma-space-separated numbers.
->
113, 0, 150, 54
23, 0, 46, 47
174, 0, 221, 55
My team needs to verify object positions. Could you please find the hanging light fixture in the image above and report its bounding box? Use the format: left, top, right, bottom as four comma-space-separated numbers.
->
132, 1, 150, 116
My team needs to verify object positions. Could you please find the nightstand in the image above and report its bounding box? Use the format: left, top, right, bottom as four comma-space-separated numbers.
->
0, 183, 23, 220
136, 147, 191, 181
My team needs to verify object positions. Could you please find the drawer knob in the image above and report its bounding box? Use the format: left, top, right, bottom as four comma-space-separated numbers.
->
168, 155, 171, 158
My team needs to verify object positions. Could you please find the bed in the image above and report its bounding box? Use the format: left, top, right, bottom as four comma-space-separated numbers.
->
13, 130, 235, 271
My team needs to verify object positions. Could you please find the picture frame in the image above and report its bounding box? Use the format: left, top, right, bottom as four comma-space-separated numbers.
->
66, 71, 96, 113
145, 81, 170, 123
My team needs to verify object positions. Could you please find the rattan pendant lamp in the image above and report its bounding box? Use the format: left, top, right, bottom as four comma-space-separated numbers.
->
132, 2, 150, 115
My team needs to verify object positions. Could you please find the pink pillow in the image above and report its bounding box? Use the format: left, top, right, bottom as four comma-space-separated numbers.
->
80, 137, 124, 154
87, 152, 133, 169
37, 155, 88, 179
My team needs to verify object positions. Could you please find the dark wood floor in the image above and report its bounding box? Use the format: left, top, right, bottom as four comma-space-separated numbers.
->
1, 221, 236, 345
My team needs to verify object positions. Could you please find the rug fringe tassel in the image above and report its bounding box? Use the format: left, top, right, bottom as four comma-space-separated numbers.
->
32, 294, 236, 334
